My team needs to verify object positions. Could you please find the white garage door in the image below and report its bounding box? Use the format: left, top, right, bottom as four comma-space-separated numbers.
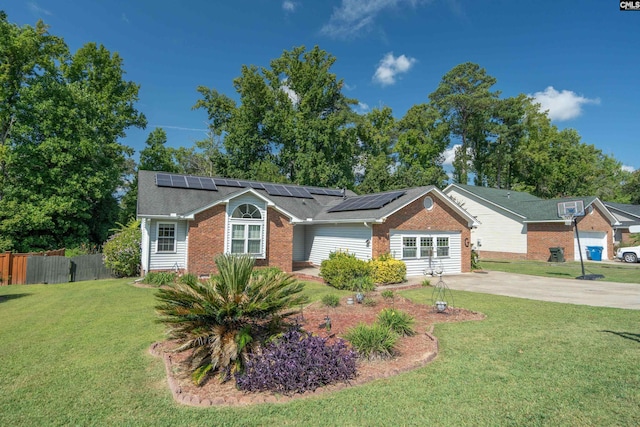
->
574, 231, 607, 261
390, 230, 461, 277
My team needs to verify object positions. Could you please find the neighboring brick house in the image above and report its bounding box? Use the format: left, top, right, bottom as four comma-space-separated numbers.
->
137, 171, 478, 278
603, 202, 640, 245
443, 184, 620, 261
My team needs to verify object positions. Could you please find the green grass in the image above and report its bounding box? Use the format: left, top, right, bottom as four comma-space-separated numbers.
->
1, 278, 639, 426
480, 259, 640, 283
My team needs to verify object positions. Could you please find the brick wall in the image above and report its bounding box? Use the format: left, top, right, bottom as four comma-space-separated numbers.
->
527, 206, 613, 261
262, 207, 293, 272
372, 194, 472, 272
186, 205, 293, 275
187, 205, 226, 276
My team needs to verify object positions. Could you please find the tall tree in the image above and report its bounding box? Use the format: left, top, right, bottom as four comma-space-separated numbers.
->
429, 62, 499, 184
394, 103, 449, 188
194, 46, 359, 188
355, 107, 397, 193
0, 14, 145, 251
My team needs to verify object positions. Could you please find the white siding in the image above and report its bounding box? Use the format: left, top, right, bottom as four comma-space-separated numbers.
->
574, 231, 607, 261
292, 225, 306, 261
306, 224, 372, 265
446, 189, 527, 254
140, 218, 151, 274
149, 220, 188, 271
390, 230, 461, 276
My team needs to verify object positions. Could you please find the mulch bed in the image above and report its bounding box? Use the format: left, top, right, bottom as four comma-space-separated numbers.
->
150, 290, 485, 407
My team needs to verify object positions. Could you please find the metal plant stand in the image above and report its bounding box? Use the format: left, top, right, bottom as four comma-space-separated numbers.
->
430, 266, 454, 312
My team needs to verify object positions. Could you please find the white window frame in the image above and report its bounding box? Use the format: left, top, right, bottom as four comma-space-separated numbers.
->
228, 203, 265, 258
401, 235, 450, 260
156, 222, 177, 253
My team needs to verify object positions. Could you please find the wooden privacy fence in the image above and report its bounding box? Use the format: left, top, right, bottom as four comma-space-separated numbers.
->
0, 251, 112, 285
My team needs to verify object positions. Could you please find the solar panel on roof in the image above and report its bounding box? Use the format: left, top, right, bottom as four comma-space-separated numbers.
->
170, 175, 189, 188
156, 173, 172, 187
327, 191, 405, 213
155, 173, 217, 191
248, 182, 265, 190
284, 186, 313, 198
306, 187, 343, 196
213, 178, 243, 187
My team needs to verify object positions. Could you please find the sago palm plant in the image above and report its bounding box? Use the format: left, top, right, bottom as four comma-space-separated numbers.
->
155, 254, 307, 384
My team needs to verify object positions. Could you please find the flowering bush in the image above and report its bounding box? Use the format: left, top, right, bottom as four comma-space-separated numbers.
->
236, 328, 357, 394
102, 219, 141, 277
369, 253, 406, 285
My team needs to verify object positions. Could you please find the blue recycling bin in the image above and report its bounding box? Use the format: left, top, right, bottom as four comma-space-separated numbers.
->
586, 246, 603, 261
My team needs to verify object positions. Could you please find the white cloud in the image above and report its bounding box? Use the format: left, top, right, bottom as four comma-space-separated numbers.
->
442, 144, 459, 166
622, 165, 636, 173
281, 84, 300, 106
28, 2, 52, 16
354, 102, 370, 113
372, 53, 416, 86
321, 0, 424, 38
530, 86, 600, 121
122, 13, 130, 24
282, 1, 297, 12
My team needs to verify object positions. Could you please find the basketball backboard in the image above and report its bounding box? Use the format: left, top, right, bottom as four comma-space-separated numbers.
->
557, 200, 585, 219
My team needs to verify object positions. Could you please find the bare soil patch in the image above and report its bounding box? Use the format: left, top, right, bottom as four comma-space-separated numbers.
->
150, 291, 484, 407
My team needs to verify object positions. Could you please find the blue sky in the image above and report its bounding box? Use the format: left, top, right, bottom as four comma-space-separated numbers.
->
5, 1, 640, 171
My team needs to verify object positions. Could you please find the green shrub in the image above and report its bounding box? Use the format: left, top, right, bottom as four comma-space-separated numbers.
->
471, 247, 481, 270
320, 251, 372, 291
102, 220, 141, 277
321, 294, 340, 307
251, 266, 283, 279
65, 243, 99, 257
344, 323, 397, 360
421, 278, 431, 287
177, 273, 199, 286
155, 254, 308, 384
363, 297, 377, 307
377, 308, 415, 336
369, 253, 406, 285
381, 290, 394, 300
143, 271, 176, 286
349, 275, 375, 293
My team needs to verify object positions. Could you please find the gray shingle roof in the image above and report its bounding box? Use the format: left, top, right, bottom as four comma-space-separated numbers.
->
447, 184, 600, 222
603, 202, 640, 226
137, 171, 477, 225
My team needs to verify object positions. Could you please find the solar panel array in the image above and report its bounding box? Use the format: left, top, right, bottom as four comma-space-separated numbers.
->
328, 191, 406, 213
156, 173, 217, 191
155, 173, 338, 201
307, 187, 344, 196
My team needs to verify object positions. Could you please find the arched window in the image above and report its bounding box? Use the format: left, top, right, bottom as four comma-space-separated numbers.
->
232, 204, 262, 219
229, 203, 264, 256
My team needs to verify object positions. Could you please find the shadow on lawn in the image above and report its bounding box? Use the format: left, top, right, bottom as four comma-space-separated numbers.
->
599, 330, 640, 344
0, 293, 32, 304
547, 271, 573, 277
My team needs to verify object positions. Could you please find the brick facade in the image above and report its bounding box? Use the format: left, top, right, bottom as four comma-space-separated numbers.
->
526, 206, 613, 261
187, 205, 226, 275
372, 195, 472, 272
185, 205, 294, 276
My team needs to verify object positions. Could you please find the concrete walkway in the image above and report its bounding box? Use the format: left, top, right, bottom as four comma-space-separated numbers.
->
295, 267, 640, 310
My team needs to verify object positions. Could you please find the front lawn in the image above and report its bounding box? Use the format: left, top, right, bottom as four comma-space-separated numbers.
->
0, 279, 638, 426
480, 259, 640, 284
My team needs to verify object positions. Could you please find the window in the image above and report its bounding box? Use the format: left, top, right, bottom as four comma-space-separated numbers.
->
229, 203, 264, 256
400, 235, 450, 259
420, 237, 433, 258
437, 237, 449, 257
231, 224, 262, 255
232, 204, 262, 219
402, 237, 417, 258
157, 223, 176, 252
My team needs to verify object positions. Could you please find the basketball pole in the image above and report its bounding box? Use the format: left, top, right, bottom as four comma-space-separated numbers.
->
573, 217, 587, 279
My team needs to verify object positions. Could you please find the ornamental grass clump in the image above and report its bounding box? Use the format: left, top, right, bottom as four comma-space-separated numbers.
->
155, 254, 307, 385
321, 293, 341, 307
143, 271, 176, 286
377, 308, 415, 336
344, 323, 398, 360
235, 328, 357, 395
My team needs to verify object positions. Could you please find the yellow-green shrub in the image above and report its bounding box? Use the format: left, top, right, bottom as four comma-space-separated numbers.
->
369, 254, 406, 285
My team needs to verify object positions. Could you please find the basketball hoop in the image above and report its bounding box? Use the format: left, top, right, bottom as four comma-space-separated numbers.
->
561, 215, 574, 226
557, 200, 584, 225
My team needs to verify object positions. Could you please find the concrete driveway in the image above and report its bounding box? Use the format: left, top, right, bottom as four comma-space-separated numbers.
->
428, 271, 640, 310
